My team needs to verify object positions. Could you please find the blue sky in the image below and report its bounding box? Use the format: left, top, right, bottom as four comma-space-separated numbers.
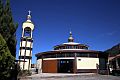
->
10, 0, 120, 64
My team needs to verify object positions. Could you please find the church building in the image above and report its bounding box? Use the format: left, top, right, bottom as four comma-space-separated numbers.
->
35, 32, 107, 73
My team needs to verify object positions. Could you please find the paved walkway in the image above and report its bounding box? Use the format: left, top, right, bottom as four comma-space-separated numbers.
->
31, 73, 95, 78
20, 73, 120, 80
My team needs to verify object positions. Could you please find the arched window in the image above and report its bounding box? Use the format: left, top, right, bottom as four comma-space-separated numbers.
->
24, 27, 31, 37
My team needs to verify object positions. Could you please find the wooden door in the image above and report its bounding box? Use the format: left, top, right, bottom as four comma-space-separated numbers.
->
42, 60, 57, 73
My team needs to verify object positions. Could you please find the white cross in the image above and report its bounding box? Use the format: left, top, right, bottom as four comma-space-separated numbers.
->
28, 10, 31, 15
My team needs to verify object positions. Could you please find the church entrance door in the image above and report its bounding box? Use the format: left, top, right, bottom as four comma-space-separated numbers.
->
58, 59, 73, 73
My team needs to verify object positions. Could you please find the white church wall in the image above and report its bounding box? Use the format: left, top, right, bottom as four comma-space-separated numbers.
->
77, 57, 99, 69
37, 59, 42, 73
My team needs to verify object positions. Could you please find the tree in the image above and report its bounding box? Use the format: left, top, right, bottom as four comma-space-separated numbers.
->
0, 0, 3, 31
0, 0, 18, 57
0, 34, 15, 80
0, 0, 18, 79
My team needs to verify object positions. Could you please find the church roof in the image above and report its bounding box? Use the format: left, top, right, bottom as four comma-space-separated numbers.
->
35, 49, 101, 57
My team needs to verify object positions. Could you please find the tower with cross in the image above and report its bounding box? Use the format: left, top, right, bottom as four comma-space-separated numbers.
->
19, 11, 34, 70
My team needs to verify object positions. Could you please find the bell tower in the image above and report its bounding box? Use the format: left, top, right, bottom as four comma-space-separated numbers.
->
19, 11, 34, 70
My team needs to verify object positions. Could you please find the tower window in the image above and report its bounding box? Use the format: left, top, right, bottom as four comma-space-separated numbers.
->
24, 27, 31, 37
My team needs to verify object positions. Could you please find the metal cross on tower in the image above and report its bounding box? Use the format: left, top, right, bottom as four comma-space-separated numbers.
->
28, 10, 31, 15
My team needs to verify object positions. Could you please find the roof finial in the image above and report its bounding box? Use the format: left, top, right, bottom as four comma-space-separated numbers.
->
70, 30, 72, 37
68, 30, 74, 42
27, 10, 31, 20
